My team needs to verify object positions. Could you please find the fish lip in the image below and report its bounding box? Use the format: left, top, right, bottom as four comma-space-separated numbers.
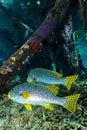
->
8, 92, 12, 99
26, 77, 30, 83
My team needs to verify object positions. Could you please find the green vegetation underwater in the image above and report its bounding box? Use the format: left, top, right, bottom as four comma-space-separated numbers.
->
0, 0, 87, 129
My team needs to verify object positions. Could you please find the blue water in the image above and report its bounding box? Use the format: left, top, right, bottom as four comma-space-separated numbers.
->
0, 1, 87, 129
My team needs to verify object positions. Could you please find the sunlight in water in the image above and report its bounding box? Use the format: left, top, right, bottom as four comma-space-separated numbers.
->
1, 0, 13, 7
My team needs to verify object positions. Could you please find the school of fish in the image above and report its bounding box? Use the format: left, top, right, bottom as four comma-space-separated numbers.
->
8, 68, 80, 113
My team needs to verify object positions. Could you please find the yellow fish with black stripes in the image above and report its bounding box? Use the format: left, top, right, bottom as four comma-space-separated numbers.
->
27, 68, 78, 90
8, 82, 80, 113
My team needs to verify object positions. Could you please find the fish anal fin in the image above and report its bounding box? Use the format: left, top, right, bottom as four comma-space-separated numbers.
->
24, 104, 32, 111
42, 104, 54, 110
64, 75, 78, 90
44, 85, 59, 95
63, 94, 80, 113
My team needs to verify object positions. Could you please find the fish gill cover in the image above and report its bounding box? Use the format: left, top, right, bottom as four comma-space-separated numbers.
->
0, 0, 87, 129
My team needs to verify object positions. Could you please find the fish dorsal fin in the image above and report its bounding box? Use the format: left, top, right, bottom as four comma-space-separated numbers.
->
49, 70, 63, 78
42, 104, 54, 110
20, 92, 31, 99
37, 68, 63, 78
44, 85, 59, 96
24, 104, 32, 111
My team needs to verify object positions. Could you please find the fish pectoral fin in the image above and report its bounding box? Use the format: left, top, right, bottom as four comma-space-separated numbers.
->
24, 104, 32, 111
64, 75, 78, 90
20, 92, 31, 99
42, 104, 54, 110
44, 85, 59, 96
50, 70, 63, 78
62, 94, 80, 113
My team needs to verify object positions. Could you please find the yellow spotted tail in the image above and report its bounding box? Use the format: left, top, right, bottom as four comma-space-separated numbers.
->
62, 94, 80, 113
64, 75, 78, 90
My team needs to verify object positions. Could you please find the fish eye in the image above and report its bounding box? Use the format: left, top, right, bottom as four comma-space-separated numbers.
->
33, 78, 37, 82
20, 93, 23, 96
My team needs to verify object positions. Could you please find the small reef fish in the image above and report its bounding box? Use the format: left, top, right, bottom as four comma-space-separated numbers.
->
72, 31, 78, 41
72, 31, 87, 42
27, 68, 78, 90
8, 83, 80, 113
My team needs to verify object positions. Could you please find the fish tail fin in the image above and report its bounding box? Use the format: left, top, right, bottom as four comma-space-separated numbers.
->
62, 94, 80, 113
64, 75, 78, 90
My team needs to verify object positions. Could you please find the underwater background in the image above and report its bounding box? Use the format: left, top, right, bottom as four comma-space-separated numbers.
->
0, 0, 87, 129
